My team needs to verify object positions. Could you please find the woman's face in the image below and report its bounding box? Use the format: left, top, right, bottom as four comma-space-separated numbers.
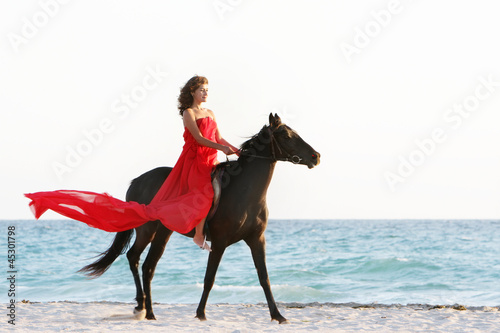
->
192, 84, 208, 104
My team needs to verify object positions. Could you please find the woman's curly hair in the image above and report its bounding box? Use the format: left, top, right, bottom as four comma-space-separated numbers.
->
178, 76, 209, 116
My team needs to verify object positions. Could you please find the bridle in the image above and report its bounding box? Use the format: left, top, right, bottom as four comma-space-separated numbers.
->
240, 126, 303, 164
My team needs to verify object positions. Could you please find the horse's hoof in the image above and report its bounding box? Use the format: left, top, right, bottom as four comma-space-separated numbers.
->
146, 313, 157, 320
195, 313, 207, 321
133, 308, 146, 320
273, 316, 289, 324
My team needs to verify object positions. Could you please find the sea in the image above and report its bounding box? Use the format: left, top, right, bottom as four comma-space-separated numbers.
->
2, 219, 499, 307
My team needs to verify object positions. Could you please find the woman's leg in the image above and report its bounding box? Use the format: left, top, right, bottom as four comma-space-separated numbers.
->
193, 217, 211, 251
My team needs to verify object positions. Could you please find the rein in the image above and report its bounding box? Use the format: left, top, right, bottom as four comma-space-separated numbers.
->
240, 127, 303, 164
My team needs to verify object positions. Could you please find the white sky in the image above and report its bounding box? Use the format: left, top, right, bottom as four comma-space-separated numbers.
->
1, 0, 500, 220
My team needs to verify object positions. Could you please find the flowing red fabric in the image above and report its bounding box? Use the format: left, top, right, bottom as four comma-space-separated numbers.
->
25, 117, 218, 234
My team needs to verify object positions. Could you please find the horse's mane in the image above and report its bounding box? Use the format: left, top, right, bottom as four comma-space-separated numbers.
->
240, 125, 269, 151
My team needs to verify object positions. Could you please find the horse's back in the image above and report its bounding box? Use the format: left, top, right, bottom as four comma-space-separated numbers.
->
126, 167, 172, 204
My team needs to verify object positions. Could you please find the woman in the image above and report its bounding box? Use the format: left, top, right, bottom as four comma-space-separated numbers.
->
25, 76, 239, 252
171, 75, 239, 250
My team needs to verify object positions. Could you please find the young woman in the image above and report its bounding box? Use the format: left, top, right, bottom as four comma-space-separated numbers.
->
25, 76, 239, 252
173, 76, 239, 250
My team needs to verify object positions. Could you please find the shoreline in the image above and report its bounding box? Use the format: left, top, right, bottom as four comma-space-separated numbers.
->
11, 301, 499, 332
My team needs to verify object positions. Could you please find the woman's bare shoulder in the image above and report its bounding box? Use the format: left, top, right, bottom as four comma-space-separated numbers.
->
206, 109, 216, 119
183, 108, 196, 119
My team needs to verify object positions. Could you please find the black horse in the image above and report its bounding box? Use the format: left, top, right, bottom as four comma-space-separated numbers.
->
79, 113, 320, 323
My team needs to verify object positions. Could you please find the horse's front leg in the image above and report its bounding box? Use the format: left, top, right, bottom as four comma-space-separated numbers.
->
196, 246, 226, 321
246, 234, 288, 324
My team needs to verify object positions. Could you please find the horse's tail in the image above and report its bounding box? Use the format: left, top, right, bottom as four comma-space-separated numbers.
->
78, 229, 134, 278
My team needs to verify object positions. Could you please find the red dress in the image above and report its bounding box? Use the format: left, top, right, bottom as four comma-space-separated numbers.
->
25, 117, 218, 234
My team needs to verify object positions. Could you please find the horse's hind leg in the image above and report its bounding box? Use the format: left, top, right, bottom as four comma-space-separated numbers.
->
142, 225, 173, 320
127, 223, 157, 316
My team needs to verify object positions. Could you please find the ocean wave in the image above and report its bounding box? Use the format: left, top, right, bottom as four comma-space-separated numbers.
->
5, 219, 500, 306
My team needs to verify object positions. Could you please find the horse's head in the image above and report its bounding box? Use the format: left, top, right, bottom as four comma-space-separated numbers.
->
268, 113, 320, 169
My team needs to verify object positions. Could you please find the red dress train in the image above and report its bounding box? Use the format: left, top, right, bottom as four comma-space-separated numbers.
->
25, 117, 218, 234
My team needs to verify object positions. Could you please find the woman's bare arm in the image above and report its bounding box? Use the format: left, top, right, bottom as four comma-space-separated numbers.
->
183, 109, 235, 155
209, 110, 240, 155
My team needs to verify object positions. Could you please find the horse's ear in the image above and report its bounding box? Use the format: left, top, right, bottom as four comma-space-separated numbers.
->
269, 113, 282, 128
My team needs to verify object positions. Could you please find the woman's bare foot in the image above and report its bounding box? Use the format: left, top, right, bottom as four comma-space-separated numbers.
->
194, 233, 211, 252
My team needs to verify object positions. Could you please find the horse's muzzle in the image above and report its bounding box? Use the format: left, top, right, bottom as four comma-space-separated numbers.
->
308, 152, 321, 169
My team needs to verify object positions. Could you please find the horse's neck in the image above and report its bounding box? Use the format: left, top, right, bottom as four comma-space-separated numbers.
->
238, 157, 276, 199
253, 159, 276, 196
237, 131, 277, 198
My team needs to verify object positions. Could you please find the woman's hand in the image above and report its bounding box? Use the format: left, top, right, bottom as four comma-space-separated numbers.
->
222, 146, 239, 156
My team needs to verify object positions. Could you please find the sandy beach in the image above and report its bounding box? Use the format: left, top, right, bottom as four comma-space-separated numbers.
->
10, 301, 499, 332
